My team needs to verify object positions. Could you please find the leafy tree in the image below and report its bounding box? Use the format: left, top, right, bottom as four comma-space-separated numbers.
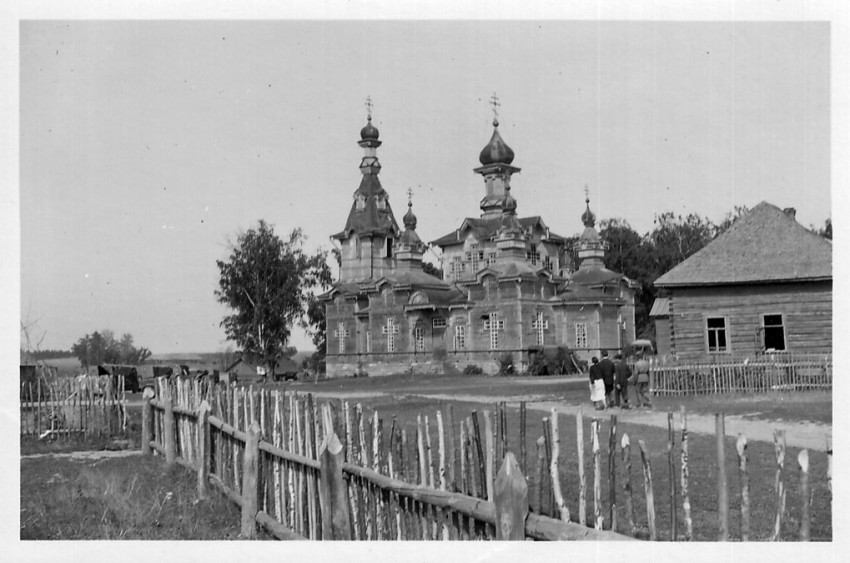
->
815, 218, 832, 240
71, 330, 150, 369
216, 221, 331, 381
715, 205, 750, 237
422, 260, 443, 279
648, 212, 716, 275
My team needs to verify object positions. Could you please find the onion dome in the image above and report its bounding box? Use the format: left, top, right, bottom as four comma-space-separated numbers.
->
403, 200, 417, 230
360, 115, 380, 141
581, 196, 596, 228
478, 119, 515, 165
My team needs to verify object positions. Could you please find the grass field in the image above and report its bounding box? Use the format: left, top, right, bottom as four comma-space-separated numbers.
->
20, 454, 260, 540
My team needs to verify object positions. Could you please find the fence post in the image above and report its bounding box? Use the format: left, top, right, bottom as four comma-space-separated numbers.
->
771, 429, 786, 541
240, 421, 262, 539
736, 434, 750, 541
319, 404, 351, 540
638, 439, 656, 541
715, 413, 728, 541
550, 409, 569, 522
197, 400, 211, 499
576, 409, 586, 526
494, 452, 528, 540
163, 384, 176, 466
798, 449, 810, 541
141, 387, 154, 456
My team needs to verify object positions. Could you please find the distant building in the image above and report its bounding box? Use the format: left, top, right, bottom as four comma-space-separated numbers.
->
225, 356, 299, 382
652, 202, 832, 359
322, 108, 637, 377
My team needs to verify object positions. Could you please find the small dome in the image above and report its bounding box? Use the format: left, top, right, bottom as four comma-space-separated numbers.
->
503, 186, 518, 215
479, 120, 515, 165
581, 197, 596, 228
360, 116, 380, 140
403, 201, 417, 230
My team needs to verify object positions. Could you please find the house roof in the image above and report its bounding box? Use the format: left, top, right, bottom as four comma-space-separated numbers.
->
332, 174, 401, 240
655, 202, 832, 287
649, 297, 670, 317
430, 215, 565, 247
225, 356, 299, 375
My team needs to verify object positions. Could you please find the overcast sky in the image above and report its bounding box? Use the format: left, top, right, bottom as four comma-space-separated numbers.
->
18, 19, 832, 354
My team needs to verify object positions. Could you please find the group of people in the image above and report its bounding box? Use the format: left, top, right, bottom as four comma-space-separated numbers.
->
588, 350, 651, 410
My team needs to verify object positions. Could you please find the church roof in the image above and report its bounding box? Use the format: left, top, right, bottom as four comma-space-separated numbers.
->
655, 201, 832, 287
430, 215, 565, 247
555, 282, 624, 305
570, 266, 627, 287
332, 171, 400, 240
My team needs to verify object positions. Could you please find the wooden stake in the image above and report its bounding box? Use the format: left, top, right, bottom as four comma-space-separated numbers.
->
736, 434, 750, 541
591, 418, 603, 530
471, 411, 485, 498
798, 449, 810, 541
609, 414, 618, 532
638, 439, 656, 541
680, 406, 693, 540
549, 409, 569, 522
141, 387, 154, 455
197, 400, 211, 499
621, 434, 636, 536
716, 413, 729, 541
576, 409, 586, 526
542, 417, 553, 516
483, 410, 495, 502
240, 421, 261, 539
520, 401, 527, 476
446, 405, 456, 492
667, 412, 677, 540
494, 452, 528, 540
535, 437, 545, 515
771, 429, 786, 541
163, 384, 176, 466
318, 404, 351, 540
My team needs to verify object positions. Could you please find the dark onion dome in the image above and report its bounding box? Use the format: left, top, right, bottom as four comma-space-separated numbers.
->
478, 119, 515, 165
581, 196, 596, 228
360, 115, 380, 140
403, 201, 417, 230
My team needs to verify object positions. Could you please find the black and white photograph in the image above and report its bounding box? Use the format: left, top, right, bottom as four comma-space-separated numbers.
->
4, 1, 847, 560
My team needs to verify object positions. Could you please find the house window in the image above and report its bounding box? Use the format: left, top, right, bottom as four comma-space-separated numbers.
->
483, 313, 504, 350
575, 322, 588, 349
450, 257, 464, 279
376, 197, 386, 210
532, 312, 548, 346
334, 322, 350, 354
487, 252, 498, 265
466, 246, 484, 272
413, 326, 425, 352
762, 314, 786, 351
386, 238, 394, 258
706, 317, 729, 353
454, 325, 466, 350
382, 317, 399, 352
542, 255, 553, 271
432, 317, 447, 329
365, 331, 372, 354
527, 248, 540, 265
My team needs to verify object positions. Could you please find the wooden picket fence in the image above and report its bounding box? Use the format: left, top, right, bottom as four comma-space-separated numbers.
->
143, 378, 630, 541
20, 375, 128, 439
143, 378, 831, 541
650, 354, 832, 396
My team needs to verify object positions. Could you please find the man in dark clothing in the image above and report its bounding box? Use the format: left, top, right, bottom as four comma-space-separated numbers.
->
612, 353, 631, 409
597, 350, 616, 408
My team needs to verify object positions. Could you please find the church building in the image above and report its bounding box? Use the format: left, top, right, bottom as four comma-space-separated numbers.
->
322, 105, 637, 377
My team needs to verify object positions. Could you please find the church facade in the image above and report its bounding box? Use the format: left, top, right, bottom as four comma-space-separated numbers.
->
321, 110, 637, 377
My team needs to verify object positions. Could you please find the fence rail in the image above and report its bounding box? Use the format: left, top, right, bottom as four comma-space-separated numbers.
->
143, 377, 830, 541
20, 375, 128, 439
650, 354, 832, 396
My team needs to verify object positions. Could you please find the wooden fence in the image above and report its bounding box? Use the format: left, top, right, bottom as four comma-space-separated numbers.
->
650, 354, 832, 396
20, 375, 128, 439
144, 378, 630, 541
144, 378, 830, 541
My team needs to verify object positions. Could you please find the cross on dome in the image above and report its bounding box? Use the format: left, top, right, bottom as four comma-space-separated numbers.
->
365, 96, 374, 120
489, 92, 501, 126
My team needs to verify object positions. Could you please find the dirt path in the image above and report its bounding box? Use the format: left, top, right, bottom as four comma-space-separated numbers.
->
21, 450, 141, 461
309, 389, 831, 451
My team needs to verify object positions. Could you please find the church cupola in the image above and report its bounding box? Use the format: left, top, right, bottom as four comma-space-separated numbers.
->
573, 188, 608, 269
474, 93, 521, 219
396, 190, 426, 269
495, 185, 528, 260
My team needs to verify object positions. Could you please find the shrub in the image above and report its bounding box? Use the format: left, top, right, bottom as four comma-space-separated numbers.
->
462, 364, 484, 376
497, 353, 515, 376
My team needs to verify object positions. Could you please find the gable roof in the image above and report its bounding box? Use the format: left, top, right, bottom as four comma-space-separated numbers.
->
655, 201, 832, 287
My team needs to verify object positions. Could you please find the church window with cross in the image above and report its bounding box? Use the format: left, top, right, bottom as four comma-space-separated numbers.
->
532, 312, 549, 346
382, 317, 399, 353
334, 322, 350, 354
483, 312, 504, 350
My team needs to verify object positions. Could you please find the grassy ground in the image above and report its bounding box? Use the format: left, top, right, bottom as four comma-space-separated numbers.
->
336, 394, 832, 541
20, 454, 261, 540
652, 391, 832, 425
